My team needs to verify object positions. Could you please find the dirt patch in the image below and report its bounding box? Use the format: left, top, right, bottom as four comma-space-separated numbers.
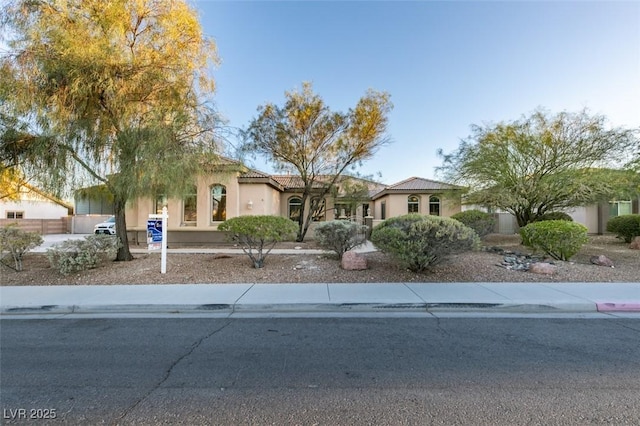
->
2, 234, 638, 286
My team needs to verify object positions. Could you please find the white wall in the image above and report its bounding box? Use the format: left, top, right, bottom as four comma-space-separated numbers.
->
2, 200, 69, 219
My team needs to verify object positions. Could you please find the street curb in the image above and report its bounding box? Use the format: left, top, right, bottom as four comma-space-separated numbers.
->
596, 302, 640, 312
0, 301, 602, 315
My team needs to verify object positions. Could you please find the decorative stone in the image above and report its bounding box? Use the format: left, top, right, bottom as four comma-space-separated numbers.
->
529, 262, 556, 275
590, 255, 614, 267
341, 251, 368, 270
629, 237, 640, 250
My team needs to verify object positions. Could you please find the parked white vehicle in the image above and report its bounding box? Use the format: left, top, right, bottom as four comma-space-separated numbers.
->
94, 216, 116, 235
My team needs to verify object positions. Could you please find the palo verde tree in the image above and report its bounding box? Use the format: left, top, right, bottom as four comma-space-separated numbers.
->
437, 109, 639, 227
1, 0, 220, 260
242, 82, 392, 241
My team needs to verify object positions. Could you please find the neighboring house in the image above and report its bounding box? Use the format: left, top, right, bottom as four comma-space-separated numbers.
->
0, 183, 73, 234
77, 159, 463, 244
464, 197, 640, 234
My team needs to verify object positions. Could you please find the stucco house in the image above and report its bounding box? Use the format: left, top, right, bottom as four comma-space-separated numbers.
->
0, 183, 73, 234
466, 197, 640, 235
76, 159, 463, 244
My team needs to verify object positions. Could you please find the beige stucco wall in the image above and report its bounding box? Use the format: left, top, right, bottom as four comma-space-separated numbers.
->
565, 205, 599, 234
240, 184, 281, 216
372, 193, 460, 220
125, 174, 288, 232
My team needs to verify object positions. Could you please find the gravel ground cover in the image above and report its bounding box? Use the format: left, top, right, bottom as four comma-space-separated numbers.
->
1, 234, 638, 286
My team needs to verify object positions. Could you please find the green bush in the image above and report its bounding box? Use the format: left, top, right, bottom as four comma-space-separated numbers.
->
535, 211, 574, 222
370, 214, 480, 272
46, 235, 121, 275
0, 224, 43, 271
313, 220, 367, 257
218, 215, 298, 268
450, 209, 496, 238
606, 214, 640, 243
519, 220, 588, 261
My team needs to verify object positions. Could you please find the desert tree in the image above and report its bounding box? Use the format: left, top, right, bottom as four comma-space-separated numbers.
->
437, 109, 639, 227
242, 82, 392, 241
0, 0, 220, 260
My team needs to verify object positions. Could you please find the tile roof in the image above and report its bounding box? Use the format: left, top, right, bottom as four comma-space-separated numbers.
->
271, 175, 332, 189
385, 177, 459, 191
370, 177, 462, 199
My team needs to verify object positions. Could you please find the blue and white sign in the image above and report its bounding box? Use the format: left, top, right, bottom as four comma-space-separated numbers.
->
147, 219, 162, 241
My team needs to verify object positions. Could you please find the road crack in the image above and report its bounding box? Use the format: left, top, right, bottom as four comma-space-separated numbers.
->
112, 320, 233, 425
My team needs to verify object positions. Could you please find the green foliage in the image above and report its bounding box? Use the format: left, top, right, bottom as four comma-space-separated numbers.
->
437, 108, 639, 227
242, 82, 392, 241
606, 214, 640, 243
370, 214, 480, 272
46, 235, 122, 275
218, 215, 298, 268
450, 209, 496, 238
534, 211, 574, 222
2, 0, 220, 261
520, 220, 588, 261
0, 224, 43, 271
313, 220, 368, 257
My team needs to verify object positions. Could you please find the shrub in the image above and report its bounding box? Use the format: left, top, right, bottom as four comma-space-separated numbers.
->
606, 214, 640, 243
519, 220, 588, 261
450, 209, 496, 238
46, 234, 121, 275
535, 211, 574, 222
313, 220, 367, 257
370, 214, 480, 272
0, 224, 43, 271
218, 215, 298, 268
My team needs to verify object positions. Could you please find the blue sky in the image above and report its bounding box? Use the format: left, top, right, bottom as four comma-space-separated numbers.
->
194, 0, 640, 184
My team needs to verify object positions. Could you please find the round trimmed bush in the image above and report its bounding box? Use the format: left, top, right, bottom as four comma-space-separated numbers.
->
218, 215, 298, 268
535, 211, 573, 222
519, 220, 588, 261
314, 220, 367, 257
606, 214, 640, 243
370, 214, 480, 272
450, 209, 496, 238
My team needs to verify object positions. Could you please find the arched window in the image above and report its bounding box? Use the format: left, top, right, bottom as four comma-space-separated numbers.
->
183, 185, 197, 224
429, 195, 441, 216
408, 195, 420, 213
211, 184, 226, 222
288, 197, 302, 221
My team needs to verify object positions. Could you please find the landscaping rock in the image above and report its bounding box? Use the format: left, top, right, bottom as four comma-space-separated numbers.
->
590, 255, 614, 267
529, 262, 556, 275
629, 237, 640, 250
489, 246, 548, 271
341, 250, 368, 270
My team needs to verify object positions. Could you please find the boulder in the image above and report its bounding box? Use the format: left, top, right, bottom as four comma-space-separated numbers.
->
341, 250, 368, 270
528, 262, 556, 275
629, 236, 640, 250
590, 255, 614, 267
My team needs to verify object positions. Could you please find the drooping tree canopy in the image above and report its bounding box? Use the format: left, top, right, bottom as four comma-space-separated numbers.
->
1, 0, 220, 260
242, 82, 392, 241
437, 109, 639, 227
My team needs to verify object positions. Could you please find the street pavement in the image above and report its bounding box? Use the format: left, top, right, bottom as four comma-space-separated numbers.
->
2, 234, 639, 317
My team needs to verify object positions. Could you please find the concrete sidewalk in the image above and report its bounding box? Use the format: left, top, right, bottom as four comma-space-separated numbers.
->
2, 282, 639, 316
7, 235, 639, 316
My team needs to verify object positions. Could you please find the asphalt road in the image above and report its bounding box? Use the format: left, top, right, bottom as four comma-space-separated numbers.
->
1, 317, 639, 425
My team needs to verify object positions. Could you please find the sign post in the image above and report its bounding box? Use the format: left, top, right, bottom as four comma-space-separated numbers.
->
147, 207, 168, 274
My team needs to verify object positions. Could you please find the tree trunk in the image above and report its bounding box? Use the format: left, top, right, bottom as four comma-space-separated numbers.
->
114, 197, 134, 261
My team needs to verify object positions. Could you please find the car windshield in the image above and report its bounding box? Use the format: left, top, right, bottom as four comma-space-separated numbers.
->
106, 216, 116, 223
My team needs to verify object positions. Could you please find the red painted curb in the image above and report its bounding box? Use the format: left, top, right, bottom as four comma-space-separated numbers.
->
596, 302, 640, 312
